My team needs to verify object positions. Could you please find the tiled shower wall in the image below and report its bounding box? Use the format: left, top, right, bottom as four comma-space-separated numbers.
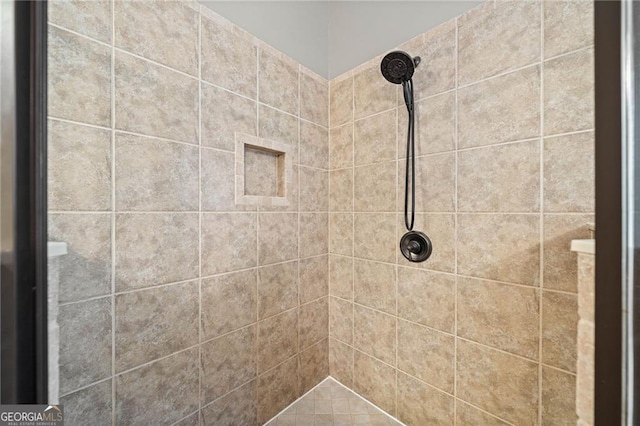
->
328, 0, 594, 425
47, 1, 329, 424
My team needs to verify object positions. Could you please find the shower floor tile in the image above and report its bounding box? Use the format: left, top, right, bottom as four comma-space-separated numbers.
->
266, 377, 403, 426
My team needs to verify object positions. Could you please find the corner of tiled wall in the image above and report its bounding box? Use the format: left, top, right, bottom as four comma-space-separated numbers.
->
48, 0, 329, 424
328, 0, 594, 424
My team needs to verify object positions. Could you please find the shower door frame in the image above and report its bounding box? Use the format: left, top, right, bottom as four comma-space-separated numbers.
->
0, 0, 49, 403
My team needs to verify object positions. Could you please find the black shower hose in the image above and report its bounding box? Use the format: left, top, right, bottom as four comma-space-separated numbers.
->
402, 78, 415, 232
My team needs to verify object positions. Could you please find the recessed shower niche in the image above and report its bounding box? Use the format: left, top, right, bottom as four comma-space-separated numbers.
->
235, 132, 293, 206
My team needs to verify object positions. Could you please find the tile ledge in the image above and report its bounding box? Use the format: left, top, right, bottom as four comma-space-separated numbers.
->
571, 239, 595, 255
48, 242, 68, 258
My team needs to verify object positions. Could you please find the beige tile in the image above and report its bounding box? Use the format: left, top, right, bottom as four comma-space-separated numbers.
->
397, 214, 455, 274
329, 338, 353, 388
398, 153, 455, 213
259, 105, 298, 156
299, 213, 329, 257
299, 339, 329, 394
49, 213, 112, 303
578, 253, 596, 322
244, 148, 282, 201
202, 148, 254, 212
397, 372, 454, 425
299, 256, 328, 304
576, 320, 594, 425
543, 214, 593, 292
200, 380, 258, 426
300, 298, 329, 349
354, 213, 395, 263
48, 26, 111, 126
398, 91, 455, 158
201, 326, 257, 404
542, 291, 578, 372
115, 134, 198, 211
261, 165, 299, 213
456, 339, 538, 425
258, 213, 298, 265
397, 320, 454, 393
354, 162, 396, 212
458, 65, 540, 149
49, 0, 111, 43
329, 255, 353, 300
258, 261, 298, 319
173, 412, 199, 426
401, 20, 455, 100
258, 357, 299, 424
354, 109, 396, 166
202, 213, 257, 275
542, 366, 577, 425
115, 51, 198, 143
329, 297, 353, 344
353, 351, 396, 416
329, 169, 353, 212
354, 260, 395, 314
48, 120, 111, 211
243, 146, 279, 197
300, 121, 328, 169
544, 49, 594, 135
544, 1, 594, 59
115, 281, 198, 372
544, 131, 595, 212
458, 140, 540, 212
202, 270, 257, 340
114, 1, 198, 75
458, 277, 540, 359
455, 401, 509, 425
329, 124, 353, 169
115, 348, 199, 426
259, 50, 299, 115
300, 73, 328, 127
258, 309, 298, 373
201, 83, 257, 151
59, 298, 112, 395
354, 65, 396, 120
115, 213, 199, 291
201, 17, 257, 99
353, 305, 395, 365
60, 380, 112, 426
243, 148, 280, 196
457, 214, 540, 285
299, 167, 329, 212
330, 77, 353, 128
329, 213, 353, 257
458, 0, 540, 85
397, 267, 455, 333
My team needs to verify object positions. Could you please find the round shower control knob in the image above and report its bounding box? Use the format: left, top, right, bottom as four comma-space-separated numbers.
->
400, 231, 433, 263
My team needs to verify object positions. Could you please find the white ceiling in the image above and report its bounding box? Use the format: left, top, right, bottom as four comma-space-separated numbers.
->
200, 1, 481, 79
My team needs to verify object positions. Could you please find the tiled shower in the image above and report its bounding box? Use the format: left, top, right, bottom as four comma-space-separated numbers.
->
47, 0, 594, 425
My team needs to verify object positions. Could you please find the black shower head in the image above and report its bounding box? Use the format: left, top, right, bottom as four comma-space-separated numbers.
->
380, 51, 421, 84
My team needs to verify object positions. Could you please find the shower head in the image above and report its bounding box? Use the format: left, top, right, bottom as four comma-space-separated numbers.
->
380, 51, 421, 84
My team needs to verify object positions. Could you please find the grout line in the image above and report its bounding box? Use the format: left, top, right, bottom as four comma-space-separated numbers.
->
453, 14, 459, 425
48, 22, 112, 48
47, 210, 595, 216
109, 2, 116, 424
197, 8, 203, 422
114, 47, 199, 80
538, 1, 545, 423
350, 74, 356, 389
59, 376, 113, 399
